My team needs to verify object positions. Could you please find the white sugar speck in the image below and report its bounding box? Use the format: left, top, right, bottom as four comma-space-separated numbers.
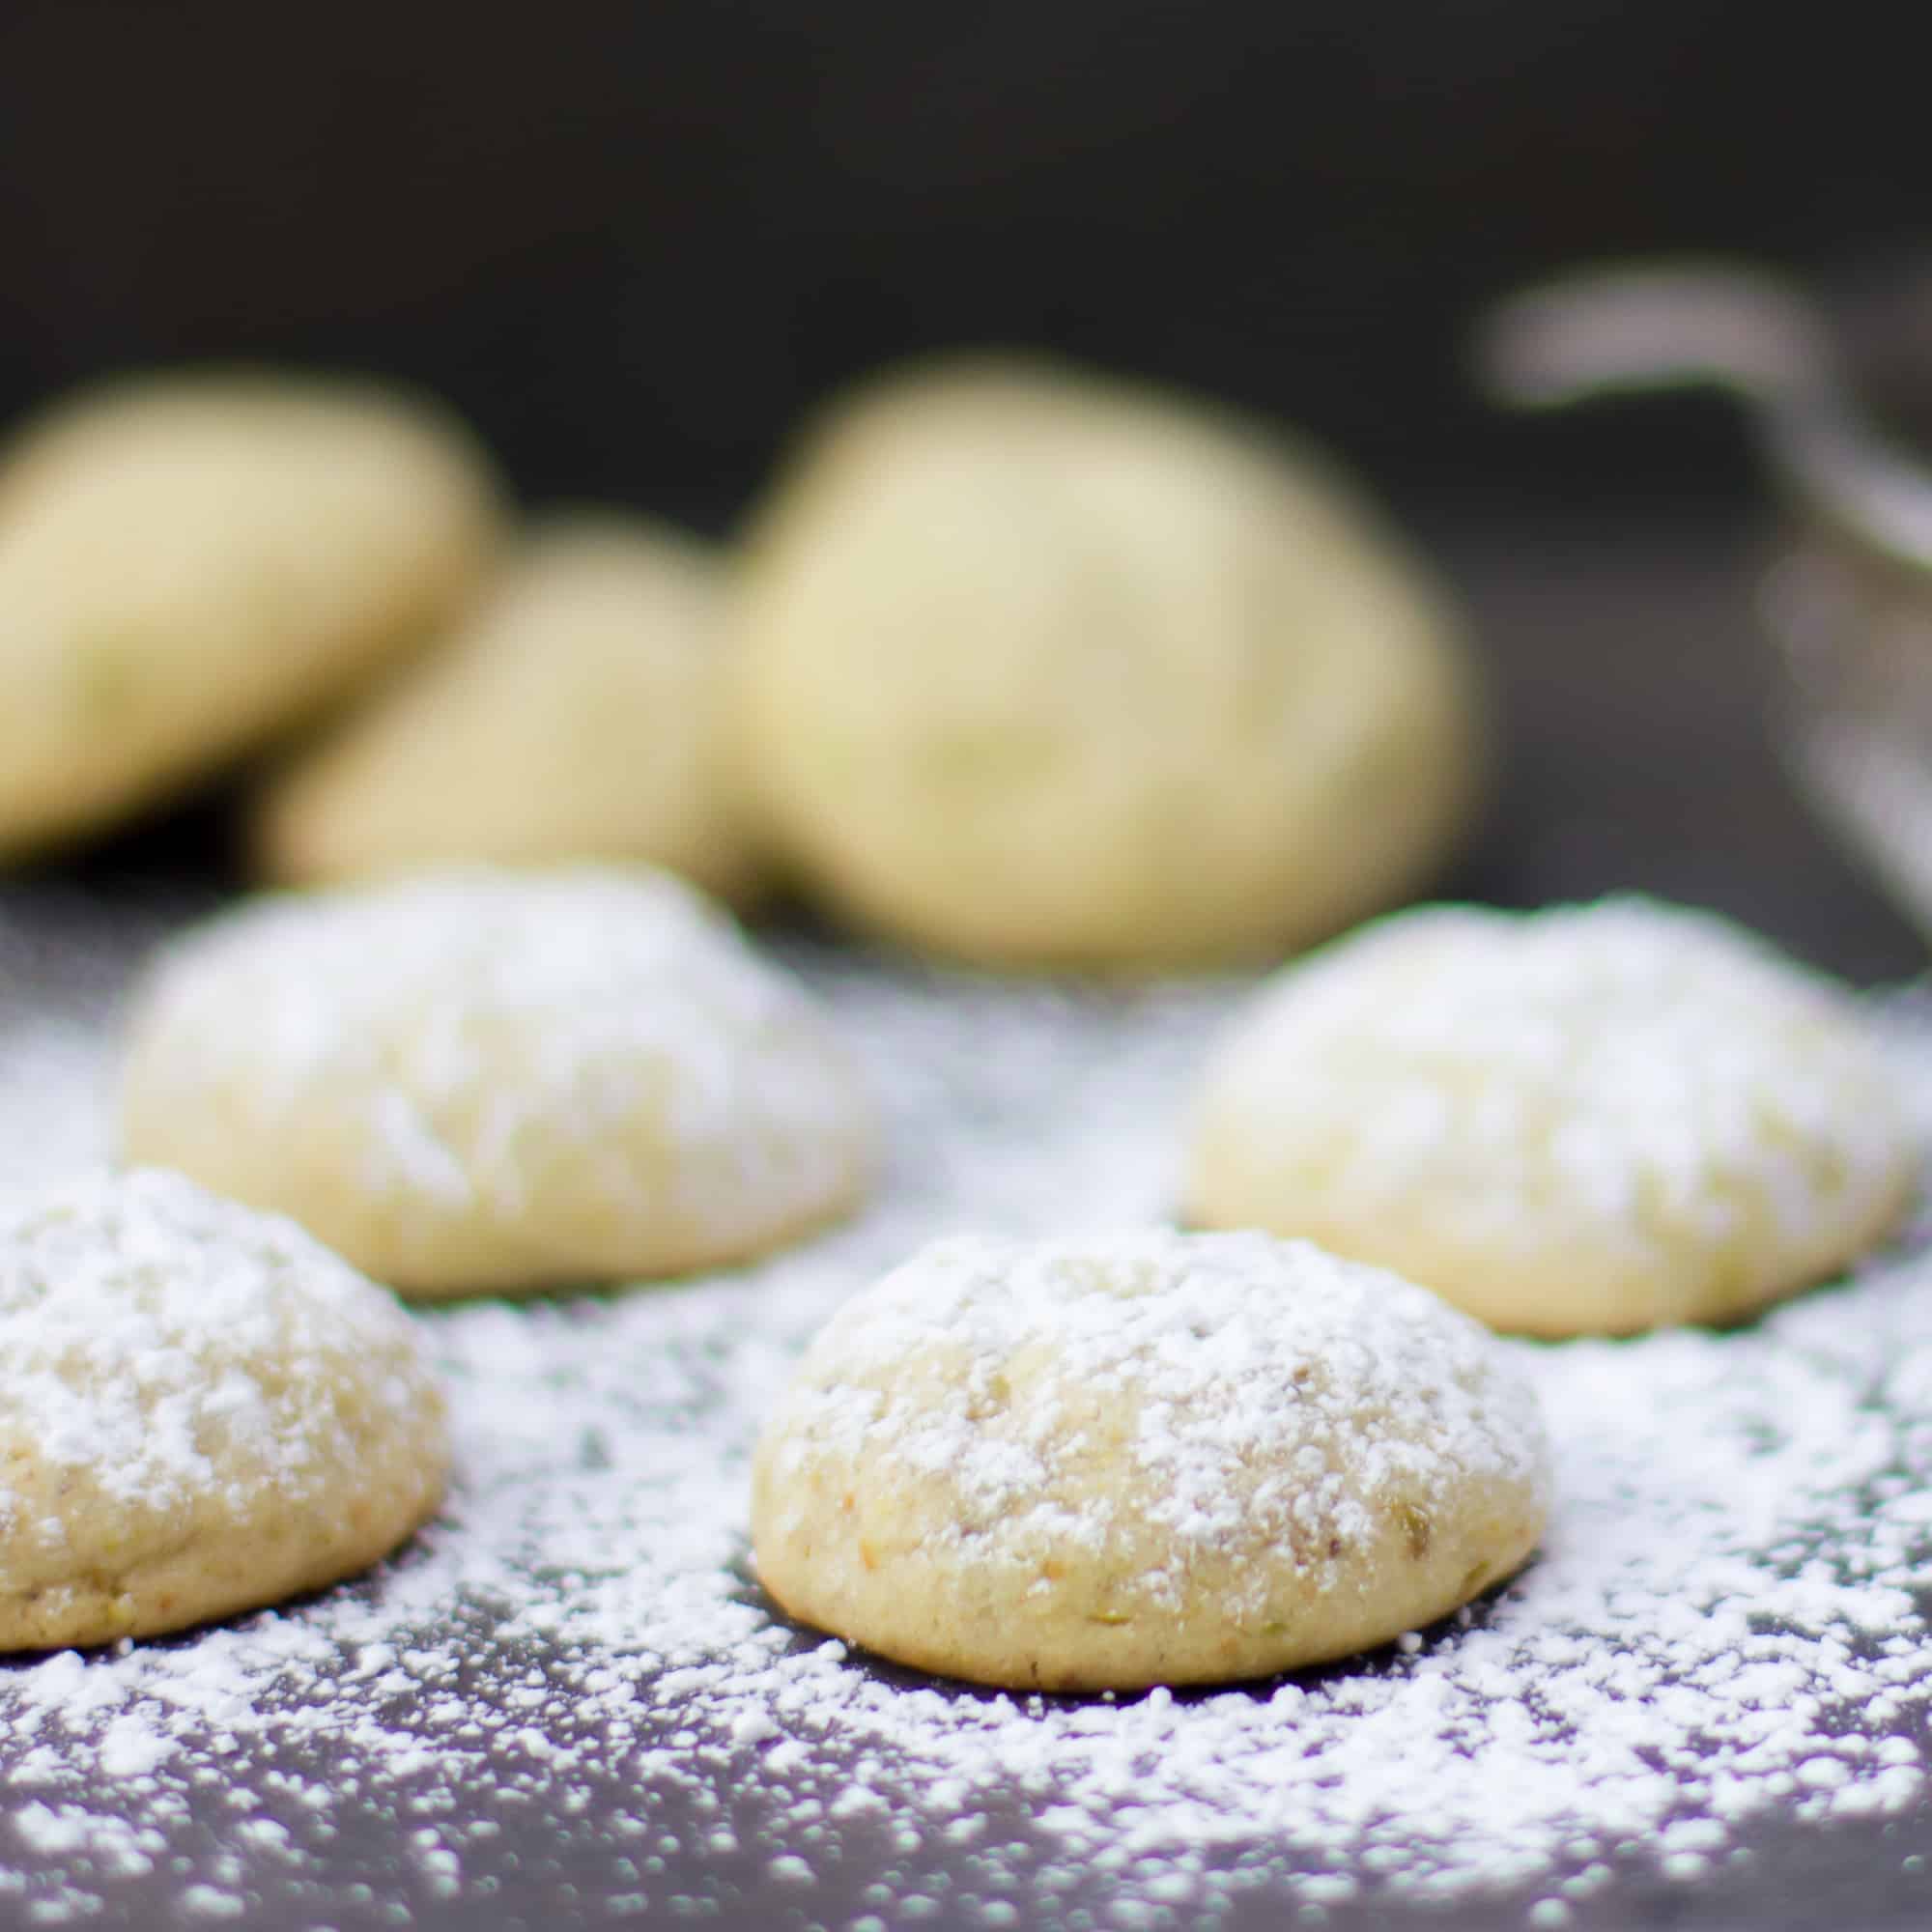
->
178, 1884, 245, 1918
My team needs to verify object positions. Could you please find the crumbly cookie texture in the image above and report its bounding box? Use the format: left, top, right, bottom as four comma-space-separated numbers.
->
752, 1229, 1549, 1690
0, 367, 503, 857
1186, 897, 1918, 1336
728, 355, 1482, 971
254, 512, 763, 903
0, 1167, 447, 1651
118, 867, 872, 1298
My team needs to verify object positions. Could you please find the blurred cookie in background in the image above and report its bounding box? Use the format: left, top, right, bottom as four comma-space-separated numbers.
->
729, 355, 1483, 972
0, 369, 505, 860
254, 513, 763, 904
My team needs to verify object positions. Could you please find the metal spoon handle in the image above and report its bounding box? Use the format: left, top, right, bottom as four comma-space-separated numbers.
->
1478, 259, 1932, 573
1478, 260, 1840, 413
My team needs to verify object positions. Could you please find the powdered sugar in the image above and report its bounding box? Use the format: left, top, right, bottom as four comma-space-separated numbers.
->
760, 1229, 1548, 1617
129, 866, 859, 1188
119, 867, 870, 1285
1189, 897, 1915, 1322
0, 1161, 445, 1657
0, 1170, 420, 1513
3, 889, 1932, 1925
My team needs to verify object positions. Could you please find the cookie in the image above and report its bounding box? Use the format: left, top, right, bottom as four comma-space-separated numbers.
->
254, 513, 762, 902
752, 1229, 1548, 1690
0, 1168, 447, 1651
0, 368, 503, 857
1185, 898, 1917, 1335
119, 867, 872, 1298
728, 355, 1481, 970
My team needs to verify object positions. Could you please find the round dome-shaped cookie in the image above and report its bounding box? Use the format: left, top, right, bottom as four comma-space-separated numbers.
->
1185, 898, 1918, 1336
253, 512, 763, 903
118, 867, 872, 1298
0, 1168, 447, 1651
729, 355, 1482, 971
0, 368, 503, 858
752, 1229, 1549, 1690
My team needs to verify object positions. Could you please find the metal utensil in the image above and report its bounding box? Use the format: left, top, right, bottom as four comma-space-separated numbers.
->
1479, 259, 1932, 937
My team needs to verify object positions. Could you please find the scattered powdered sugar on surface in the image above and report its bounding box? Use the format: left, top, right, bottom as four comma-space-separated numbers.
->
3, 888, 1932, 1926
761, 1229, 1548, 1617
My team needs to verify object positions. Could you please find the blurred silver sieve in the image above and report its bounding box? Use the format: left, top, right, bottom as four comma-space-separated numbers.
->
1479, 259, 1932, 940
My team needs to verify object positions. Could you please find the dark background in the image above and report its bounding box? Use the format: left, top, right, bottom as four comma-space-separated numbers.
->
2, 0, 1932, 980
3, 0, 1928, 525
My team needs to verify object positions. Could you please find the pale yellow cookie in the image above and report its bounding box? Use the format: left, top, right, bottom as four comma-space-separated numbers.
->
1186, 898, 1918, 1336
254, 513, 762, 902
729, 356, 1481, 970
119, 867, 872, 1298
0, 368, 503, 857
0, 1168, 448, 1651
752, 1229, 1549, 1690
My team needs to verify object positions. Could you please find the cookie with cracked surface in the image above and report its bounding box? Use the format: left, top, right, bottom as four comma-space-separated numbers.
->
0, 1168, 447, 1651
1185, 897, 1918, 1336
119, 866, 872, 1298
751, 1229, 1549, 1690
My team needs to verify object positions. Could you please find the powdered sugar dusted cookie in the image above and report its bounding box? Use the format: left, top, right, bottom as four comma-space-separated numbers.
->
0, 1168, 447, 1651
1186, 898, 1917, 1336
253, 513, 763, 903
752, 1229, 1548, 1690
0, 369, 503, 858
119, 867, 872, 1298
